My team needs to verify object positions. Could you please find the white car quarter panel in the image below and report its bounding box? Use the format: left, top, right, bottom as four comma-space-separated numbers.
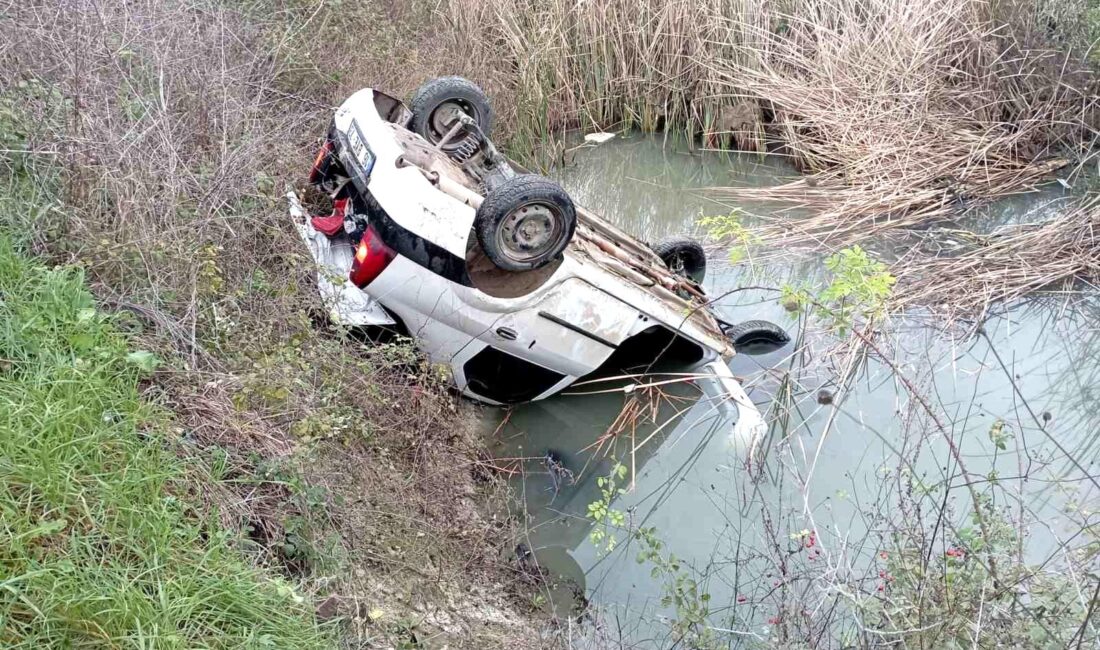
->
485, 278, 645, 377
378, 297, 475, 366
367, 256, 496, 357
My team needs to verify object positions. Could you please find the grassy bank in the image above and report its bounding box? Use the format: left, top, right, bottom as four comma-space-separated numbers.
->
0, 237, 331, 647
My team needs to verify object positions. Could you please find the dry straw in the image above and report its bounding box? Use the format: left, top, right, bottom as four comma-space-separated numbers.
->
707, 0, 1096, 246
890, 195, 1100, 318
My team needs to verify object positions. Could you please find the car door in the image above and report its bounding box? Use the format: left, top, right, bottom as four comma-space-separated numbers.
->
456, 278, 647, 403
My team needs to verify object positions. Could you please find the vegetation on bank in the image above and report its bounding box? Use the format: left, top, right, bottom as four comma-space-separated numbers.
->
0, 1, 556, 648
0, 237, 331, 648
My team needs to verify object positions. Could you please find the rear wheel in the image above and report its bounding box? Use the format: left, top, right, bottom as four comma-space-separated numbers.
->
409, 76, 492, 156
652, 235, 706, 283
722, 319, 790, 355
476, 175, 577, 272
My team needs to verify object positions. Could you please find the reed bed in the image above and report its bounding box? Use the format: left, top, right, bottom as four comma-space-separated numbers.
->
706, 0, 1095, 246
448, 0, 1096, 238
889, 196, 1100, 317
708, 158, 1070, 249
446, 0, 768, 150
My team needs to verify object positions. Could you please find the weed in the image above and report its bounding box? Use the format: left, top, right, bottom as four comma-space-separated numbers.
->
699, 210, 760, 264
634, 526, 717, 649
783, 245, 896, 335
587, 462, 629, 553
860, 498, 1093, 648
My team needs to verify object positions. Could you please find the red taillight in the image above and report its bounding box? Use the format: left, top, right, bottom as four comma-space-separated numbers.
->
349, 226, 396, 288
308, 140, 334, 185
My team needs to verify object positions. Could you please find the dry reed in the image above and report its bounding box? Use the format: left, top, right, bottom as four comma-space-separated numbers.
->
449, 0, 1097, 240
707, 0, 1096, 246
446, 0, 769, 149
889, 195, 1100, 317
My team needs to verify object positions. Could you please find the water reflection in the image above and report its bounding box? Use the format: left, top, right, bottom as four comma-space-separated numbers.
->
555, 135, 799, 239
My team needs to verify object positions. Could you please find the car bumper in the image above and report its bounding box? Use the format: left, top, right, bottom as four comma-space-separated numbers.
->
288, 190, 396, 328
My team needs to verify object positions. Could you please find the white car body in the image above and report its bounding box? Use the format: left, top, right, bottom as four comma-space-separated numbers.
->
291, 87, 764, 439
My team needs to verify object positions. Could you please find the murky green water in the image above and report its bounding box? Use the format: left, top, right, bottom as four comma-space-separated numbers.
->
483, 134, 1097, 646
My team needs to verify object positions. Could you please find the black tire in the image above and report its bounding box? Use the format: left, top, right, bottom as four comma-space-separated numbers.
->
409, 76, 493, 153
476, 175, 577, 272
721, 319, 790, 354
652, 235, 706, 283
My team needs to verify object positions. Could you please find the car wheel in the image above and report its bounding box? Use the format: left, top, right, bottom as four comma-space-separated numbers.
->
721, 319, 791, 354
409, 76, 492, 156
476, 175, 577, 272
651, 235, 706, 283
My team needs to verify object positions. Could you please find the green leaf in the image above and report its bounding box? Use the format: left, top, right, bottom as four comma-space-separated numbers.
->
125, 350, 160, 372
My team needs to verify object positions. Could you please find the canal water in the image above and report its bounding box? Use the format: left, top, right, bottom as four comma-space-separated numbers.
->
482, 134, 1097, 646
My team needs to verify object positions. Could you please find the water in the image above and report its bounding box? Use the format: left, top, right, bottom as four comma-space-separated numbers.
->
483, 134, 1097, 646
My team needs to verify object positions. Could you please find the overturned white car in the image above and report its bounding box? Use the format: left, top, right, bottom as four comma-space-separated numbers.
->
291, 77, 786, 430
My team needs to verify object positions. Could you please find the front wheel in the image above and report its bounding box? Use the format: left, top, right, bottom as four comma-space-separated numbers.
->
475, 175, 577, 272
721, 319, 790, 355
651, 235, 706, 283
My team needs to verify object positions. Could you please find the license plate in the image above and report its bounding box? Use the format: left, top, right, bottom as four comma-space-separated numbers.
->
344, 119, 375, 183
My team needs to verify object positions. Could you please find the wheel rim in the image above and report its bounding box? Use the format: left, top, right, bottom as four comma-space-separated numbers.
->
428, 99, 477, 148
667, 253, 687, 277
496, 202, 565, 265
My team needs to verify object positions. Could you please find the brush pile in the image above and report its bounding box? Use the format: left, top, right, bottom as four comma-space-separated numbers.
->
889, 196, 1100, 318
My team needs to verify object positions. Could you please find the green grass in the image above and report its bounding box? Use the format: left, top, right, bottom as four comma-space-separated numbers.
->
0, 237, 333, 648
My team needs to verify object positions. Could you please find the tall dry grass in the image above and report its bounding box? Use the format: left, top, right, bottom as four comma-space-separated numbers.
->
709, 0, 1097, 244
446, 0, 769, 151
448, 0, 1097, 235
